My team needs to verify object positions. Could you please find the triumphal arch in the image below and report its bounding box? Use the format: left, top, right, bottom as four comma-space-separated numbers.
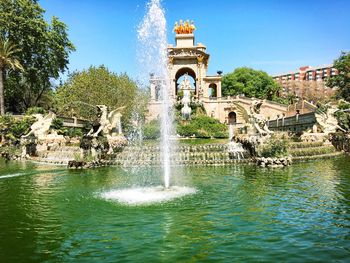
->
168, 21, 222, 99
148, 20, 287, 125
149, 20, 221, 102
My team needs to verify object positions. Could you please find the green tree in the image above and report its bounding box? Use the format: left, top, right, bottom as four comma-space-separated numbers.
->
0, 0, 75, 113
327, 51, 350, 101
55, 66, 139, 124
0, 38, 23, 115
222, 67, 281, 101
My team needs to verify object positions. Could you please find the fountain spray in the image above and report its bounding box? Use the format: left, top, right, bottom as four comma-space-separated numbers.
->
138, 0, 173, 188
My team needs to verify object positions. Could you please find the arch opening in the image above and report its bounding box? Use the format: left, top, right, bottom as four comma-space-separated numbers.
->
228, 111, 237, 125
208, 83, 217, 98
175, 67, 196, 96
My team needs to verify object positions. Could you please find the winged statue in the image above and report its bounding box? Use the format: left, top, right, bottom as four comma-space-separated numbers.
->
22, 112, 56, 139
87, 105, 125, 137
315, 104, 345, 134
232, 100, 273, 136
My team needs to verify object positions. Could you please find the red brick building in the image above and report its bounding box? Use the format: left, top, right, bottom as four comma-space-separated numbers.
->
273, 65, 338, 103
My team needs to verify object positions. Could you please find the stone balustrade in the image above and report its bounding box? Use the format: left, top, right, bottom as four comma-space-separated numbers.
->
58, 116, 88, 128
13, 115, 88, 129
268, 112, 316, 133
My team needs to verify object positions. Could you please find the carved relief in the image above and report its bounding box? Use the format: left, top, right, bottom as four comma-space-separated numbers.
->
197, 55, 204, 65
168, 56, 174, 65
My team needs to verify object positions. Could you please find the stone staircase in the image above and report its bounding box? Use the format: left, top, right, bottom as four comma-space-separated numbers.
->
288, 141, 342, 161
114, 144, 248, 167
31, 146, 81, 164
115, 141, 342, 166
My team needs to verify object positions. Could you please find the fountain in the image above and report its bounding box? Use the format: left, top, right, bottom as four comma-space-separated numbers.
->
137, 0, 174, 189
101, 0, 196, 205
180, 75, 192, 120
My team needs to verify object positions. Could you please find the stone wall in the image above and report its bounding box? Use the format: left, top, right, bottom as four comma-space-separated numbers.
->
202, 96, 288, 124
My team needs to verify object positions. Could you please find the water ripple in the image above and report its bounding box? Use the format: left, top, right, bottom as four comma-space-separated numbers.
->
0, 157, 349, 262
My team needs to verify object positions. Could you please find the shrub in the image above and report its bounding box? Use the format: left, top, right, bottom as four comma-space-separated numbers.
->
259, 135, 290, 158
0, 115, 14, 137
50, 118, 64, 130
0, 115, 35, 145
143, 119, 161, 140
9, 116, 35, 139
64, 128, 83, 137
176, 124, 197, 137
177, 115, 228, 138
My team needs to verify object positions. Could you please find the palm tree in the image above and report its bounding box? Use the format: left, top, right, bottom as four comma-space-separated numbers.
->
0, 38, 23, 115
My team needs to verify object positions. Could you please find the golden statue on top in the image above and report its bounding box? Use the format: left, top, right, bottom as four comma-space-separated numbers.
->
174, 20, 196, 34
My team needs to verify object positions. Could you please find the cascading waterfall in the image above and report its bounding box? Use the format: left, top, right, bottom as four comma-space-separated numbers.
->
138, 0, 173, 188
229, 123, 234, 142
228, 124, 246, 160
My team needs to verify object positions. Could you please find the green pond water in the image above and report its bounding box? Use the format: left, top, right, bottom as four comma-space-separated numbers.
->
0, 157, 349, 262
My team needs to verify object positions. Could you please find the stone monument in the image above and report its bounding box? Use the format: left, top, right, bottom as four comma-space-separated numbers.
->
301, 103, 346, 142
147, 20, 288, 126
21, 112, 65, 157
233, 100, 273, 137
86, 105, 127, 155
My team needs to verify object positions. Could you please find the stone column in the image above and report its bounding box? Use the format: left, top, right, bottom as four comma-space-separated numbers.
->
217, 81, 222, 98
197, 55, 204, 100
196, 62, 201, 99
150, 81, 156, 101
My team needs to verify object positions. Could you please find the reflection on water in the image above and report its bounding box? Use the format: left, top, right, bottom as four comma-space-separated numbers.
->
0, 157, 349, 262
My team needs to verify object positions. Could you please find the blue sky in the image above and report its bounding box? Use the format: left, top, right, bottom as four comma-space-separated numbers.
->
40, 0, 350, 79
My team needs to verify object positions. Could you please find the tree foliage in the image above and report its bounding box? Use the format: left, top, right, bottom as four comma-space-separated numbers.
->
222, 67, 281, 101
327, 51, 350, 101
0, 0, 75, 113
54, 66, 139, 124
0, 38, 23, 115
